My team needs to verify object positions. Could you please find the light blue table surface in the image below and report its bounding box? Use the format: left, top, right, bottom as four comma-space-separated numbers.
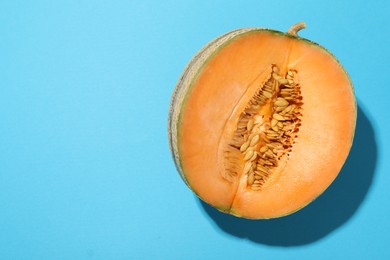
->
1, 1, 389, 259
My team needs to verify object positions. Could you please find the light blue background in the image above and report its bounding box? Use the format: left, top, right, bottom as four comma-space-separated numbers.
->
1, 0, 389, 259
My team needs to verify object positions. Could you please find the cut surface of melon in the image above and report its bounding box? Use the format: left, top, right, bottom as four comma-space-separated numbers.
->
169, 26, 356, 219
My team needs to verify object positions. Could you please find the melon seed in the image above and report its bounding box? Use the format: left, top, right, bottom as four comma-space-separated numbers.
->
243, 162, 252, 175
257, 164, 269, 173
272, 125, 279, 132
278, 78, 289, 85
247, 171, 255, 185
247, 119, 254, 131
259, 146, 268, 153
273, 113, 285, 121
240, 141, 250, 152
275, 99, 289, 107
271, 118, 278, 127
275, 106, 285, 112
249, 152, 257, 161
249, 134, 260, 147
263, 91, 272, 98
244, 150, 254, 161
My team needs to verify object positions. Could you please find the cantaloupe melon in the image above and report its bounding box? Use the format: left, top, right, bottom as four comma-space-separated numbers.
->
168, 22, 356, 219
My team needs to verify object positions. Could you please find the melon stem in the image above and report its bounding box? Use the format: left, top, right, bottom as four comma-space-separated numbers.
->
287, 22, 306, 36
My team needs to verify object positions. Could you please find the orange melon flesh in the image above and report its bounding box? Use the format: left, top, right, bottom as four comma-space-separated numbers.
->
177, 30, 355, 218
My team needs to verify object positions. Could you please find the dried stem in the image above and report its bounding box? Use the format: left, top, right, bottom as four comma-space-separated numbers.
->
287, 22, 306, 36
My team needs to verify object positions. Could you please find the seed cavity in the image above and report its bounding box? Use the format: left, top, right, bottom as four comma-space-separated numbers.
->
223, 65, 303, 190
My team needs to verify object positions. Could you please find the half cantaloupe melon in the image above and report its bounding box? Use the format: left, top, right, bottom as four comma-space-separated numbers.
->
168, 22, 356, 219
